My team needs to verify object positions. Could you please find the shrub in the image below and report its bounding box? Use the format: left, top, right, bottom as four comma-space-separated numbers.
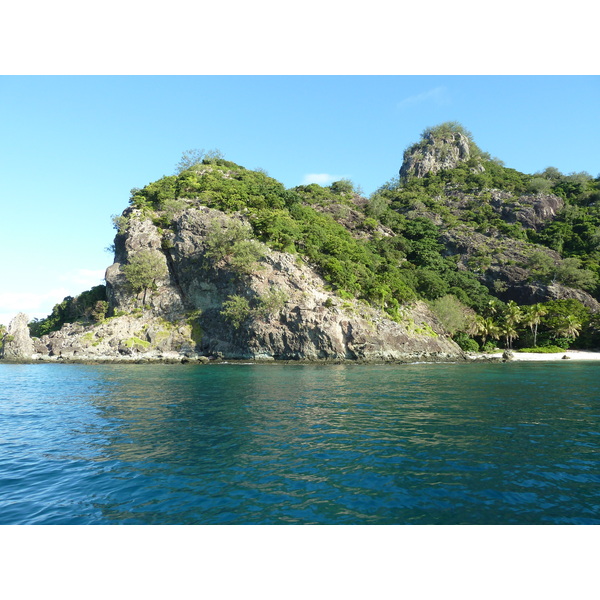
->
28, 285, 109, 337
481, 341, 498, 352
122, 337, 151, 351
204, 219, 266, 277
452, 332, 479, 352
220, 295, 251, 329
517, 345, 566, 353
527, 177, 553, 194
429, 294, 476, 336
256, 287, 288, 319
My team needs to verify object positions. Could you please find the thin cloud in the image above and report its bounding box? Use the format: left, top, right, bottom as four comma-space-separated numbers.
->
301, 173, 346, 186
0, 270, 105, 326
0, 288, 71, 326
397, 86, 450, 109
58, 268, 106, 288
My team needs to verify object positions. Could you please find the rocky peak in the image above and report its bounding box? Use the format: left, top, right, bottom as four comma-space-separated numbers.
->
400, 123, 484, 181
1, 313, 35, 360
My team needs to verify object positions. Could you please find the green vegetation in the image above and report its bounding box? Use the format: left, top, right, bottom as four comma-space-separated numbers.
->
203, 218, 266, 277
220, 295, 252, 329
255, 287, 288, 319
122, 250, 168, 301
463, 298, 599, 351
122, 337, 152, 351
29, 125, 600, 353
123, 137, 599, 347
29, 285, 109, 337
517, 345, 568, 354
0, 324, 7, 354
186, 310, 203, 345
220, 287, 288, 329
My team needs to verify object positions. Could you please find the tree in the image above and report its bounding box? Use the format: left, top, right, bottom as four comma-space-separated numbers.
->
175, 148, 206, 173
503, 300, 522, 328
255, 287, 288, 319
174, 148, 224, 174
553, 314, 582, 342
122, 250, 168, 303
415, 269, 449, 299
527, 251, 555, 283
428, 294, 476, 336
554, 258, 597, 291
522, 303, 547, 348
500, 321, 519, 349
527, 177, 553, 194
538, 166, 563, 181
474, 316, 500, 347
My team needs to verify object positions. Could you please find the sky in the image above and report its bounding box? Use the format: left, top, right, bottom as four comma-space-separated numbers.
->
0, 75, 599, 326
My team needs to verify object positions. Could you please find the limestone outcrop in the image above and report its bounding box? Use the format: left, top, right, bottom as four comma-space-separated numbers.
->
1, 313, 35, 360
400, 130, 482, 181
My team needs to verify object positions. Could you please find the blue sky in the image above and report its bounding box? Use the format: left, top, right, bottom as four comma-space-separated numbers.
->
1, 75, 599, 326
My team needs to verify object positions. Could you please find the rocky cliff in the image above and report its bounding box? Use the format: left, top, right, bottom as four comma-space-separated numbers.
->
20, 206, 463, 363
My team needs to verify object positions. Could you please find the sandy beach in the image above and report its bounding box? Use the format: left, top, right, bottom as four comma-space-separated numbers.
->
472, 350, 600, 362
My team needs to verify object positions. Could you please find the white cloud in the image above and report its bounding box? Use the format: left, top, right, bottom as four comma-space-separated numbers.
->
301, 173, 346, 186
0, 288, 71, 326
397, 86, 450, 109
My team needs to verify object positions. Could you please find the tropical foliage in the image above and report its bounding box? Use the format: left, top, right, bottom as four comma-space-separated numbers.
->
29, 285, 109, 337
29, 129, 600, 348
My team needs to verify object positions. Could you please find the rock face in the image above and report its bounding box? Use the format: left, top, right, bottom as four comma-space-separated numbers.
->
400, 130, 481, 180
1, 313, 35, 360
30, 206, 464, 363
489, 191, 564, 231
441, 227, 600, 312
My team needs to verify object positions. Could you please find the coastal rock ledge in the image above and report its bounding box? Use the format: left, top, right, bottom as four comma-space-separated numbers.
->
3, 208, 465, 364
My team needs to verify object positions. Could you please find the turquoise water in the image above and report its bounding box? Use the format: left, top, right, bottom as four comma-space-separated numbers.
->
0, 362, 598, 524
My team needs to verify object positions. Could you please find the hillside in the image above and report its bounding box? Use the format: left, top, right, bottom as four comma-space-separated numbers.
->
3, 123, 599, 361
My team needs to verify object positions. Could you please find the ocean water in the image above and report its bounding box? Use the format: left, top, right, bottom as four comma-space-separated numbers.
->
0, 361, 598, 525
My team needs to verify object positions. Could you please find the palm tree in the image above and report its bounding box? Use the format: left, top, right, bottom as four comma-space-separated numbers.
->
475, 316, 501, 348
485, 299, 500, 318
554, 314, 582, 342
500, 322, 519, 349
503, 300, 522, 327
522, 303, 548, 348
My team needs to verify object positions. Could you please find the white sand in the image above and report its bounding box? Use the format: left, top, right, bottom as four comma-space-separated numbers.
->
471, 350, 600, 362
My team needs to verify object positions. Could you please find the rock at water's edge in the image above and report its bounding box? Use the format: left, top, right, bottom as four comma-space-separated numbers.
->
1, 313, 35, 360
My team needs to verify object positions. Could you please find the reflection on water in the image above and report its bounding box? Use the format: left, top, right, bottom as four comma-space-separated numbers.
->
0, 362, 599, 524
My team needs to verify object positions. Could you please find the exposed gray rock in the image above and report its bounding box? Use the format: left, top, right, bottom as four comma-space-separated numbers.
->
502, 349, 514, 361
490, 192, 564, 231
31, 206, 465, 363
440, 227, 600, 311
1, 313, 35, 360
400, 131, 480, 180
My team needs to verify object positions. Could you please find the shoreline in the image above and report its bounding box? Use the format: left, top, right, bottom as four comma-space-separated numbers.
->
470, 349, 600, 362
2, 350, 599, 365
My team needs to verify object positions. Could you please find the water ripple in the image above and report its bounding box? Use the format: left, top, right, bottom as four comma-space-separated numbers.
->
1, 362, 599, 524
